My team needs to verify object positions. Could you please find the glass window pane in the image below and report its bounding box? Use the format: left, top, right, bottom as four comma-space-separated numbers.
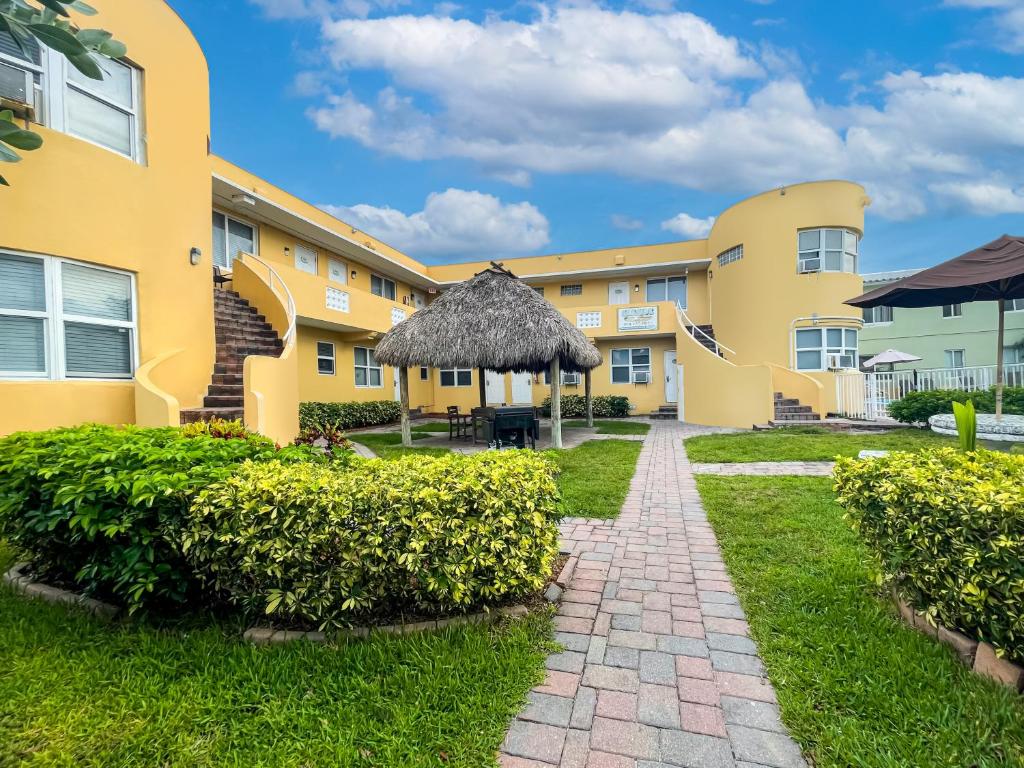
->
318, 358, 334, 374
354, 347, 367, 366
646, 280, 666, 302
826, 328, 843, 347
385, 280, 396, 300
845, 329, 858, 347
824, 251, 842, 271
824, 229, 843, 249
0, 315, 46, 373
69, 57, 132, 108
367, 349, 378, 367
440, 370, 455, 386
355, 367, 367, 386
0, 254, 46, 311
0, 30, 42, 65
632, 349, 650, 365
61, 262, 132, 321
795, 328, 821, 348
316, 342, 333, 358
844, 230, 858, 254
66, 88, 131, 156
796, 350, 821, 370
212, 213, 227, 268
843, 252, 856, 273
371, 275, 382, 296
227, 219, 254, 260
611, 367, 629, 383
798, 230, 819, 251
611, 349, 629, 365
64, 322, 131, 377
457, 370, 472, 386
667, 277, 687, 307
369, 368, 382, 387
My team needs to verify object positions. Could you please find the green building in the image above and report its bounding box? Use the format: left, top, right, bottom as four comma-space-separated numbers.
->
859, 269, 1024, 372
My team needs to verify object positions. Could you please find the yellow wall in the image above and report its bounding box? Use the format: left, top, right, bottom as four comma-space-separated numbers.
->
0, 0, 213, 436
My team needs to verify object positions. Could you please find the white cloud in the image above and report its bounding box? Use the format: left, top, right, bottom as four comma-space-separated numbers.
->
944, 0, 1024, 53
611, 214, 644, 231
929, 181, 1024, 214
249, 0, 408, 20
661, 213, 715, 238
320, 188, 550, 259
296, 3, 1024, 221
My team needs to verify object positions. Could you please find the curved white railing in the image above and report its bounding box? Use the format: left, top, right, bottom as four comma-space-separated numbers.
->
676, 305, 736, 359
242, 253, 296, 347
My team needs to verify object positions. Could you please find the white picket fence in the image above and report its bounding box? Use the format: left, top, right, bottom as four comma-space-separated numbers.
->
835, 363, 1024, 421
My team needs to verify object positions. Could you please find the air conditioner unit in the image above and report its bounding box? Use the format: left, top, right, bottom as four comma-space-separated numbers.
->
826, 354, 843, 370
798, 258, 821, 274
0, 61, 35, 120
632, 371, 650, 384
562, 372, 580, 386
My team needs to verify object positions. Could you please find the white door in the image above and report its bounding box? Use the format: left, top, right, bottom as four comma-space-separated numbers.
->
295, 244, 317, 275
664, 350, 679, 403
608, 281, 629, 305
328, 257, 347, 284
393, 367, 401, 402
411, 290, 426, 310
485, 370, 505, 404
511, 371, 533, 404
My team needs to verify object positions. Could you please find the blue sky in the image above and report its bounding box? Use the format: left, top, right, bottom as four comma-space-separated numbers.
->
170, 0, 1024, 271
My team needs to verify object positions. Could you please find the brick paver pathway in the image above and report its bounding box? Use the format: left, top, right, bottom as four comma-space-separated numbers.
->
691, 462, 834, 477
500, 421, 806, 768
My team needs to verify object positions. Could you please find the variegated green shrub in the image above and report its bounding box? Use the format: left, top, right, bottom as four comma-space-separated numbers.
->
835, 448, 1024, 661
184, 451, 561, 626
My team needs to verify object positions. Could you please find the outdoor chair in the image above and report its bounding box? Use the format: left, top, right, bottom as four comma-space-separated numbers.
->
447, 406, 472, 440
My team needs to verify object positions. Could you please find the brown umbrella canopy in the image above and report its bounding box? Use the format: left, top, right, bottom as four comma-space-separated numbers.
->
846, 235, 1024, 309
375, 265, 602, 374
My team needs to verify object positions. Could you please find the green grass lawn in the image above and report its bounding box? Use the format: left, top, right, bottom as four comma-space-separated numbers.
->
352, 431, 452, 459
545, 439, 643, 519
685, 426, 954, 462
0, 543, 553, 768
564, 419, 650, 435
411, 421, 452, 433
697, 476, 1024, 768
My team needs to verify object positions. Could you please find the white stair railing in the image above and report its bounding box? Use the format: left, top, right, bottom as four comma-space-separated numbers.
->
242, 253, 296, 347
676, 305, 735, 359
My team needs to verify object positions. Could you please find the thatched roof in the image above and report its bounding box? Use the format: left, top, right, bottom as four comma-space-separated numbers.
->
375, 265, 602, 373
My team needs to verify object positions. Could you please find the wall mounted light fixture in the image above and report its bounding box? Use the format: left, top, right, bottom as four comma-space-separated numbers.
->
633, 284, 640, 292
189, 247, 202, 266
350, 270, 358, 280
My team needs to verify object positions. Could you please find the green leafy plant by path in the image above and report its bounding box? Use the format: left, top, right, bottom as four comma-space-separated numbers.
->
564, 420, 650, 435
544, 439, 643, 519
684, 426, 953, 463
697, 476, 1024, 768
888, 387, 1024, 424
300, 400, 402, 431
0, 544, 552, 767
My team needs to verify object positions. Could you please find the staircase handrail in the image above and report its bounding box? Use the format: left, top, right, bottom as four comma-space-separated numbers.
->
676, 305, 735, 358
242, 253, 296, 347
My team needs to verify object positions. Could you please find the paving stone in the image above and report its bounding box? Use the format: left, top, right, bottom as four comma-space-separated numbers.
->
638, 651, 677, 685
710, 650, 765, 676
637, 683, 680, 728
678, 702, 727, 737
572, 686, 599, 729
594, 611, 611, 636
656, 636, 709, 658
596, 689, 638, 721
562, 728, 591, 768
586, 751, 636, 768
727, 724, 806, 767
589, 717, 661, 761
548, 650, 588, 674
675, 656, 714, 681
703, 617, 750, 636
583, 664, 641, 693
537, 669, 582, 698
641, 611, 673, 635
522, 690, 575, 727
714, 672, 777, 704
676, 677, 721, 707
557, 632, 592, 653
642, 593, 672, 611
706, 633, 759, 655
671, 621, 706, 639
502, 720, 568, 763
556, 616, 596, 634
612, 614, 642, 631
587, 636, 609, 665
721, 696, 785, 733
608, 630, 658, 651
670, 607, 703, 623
604, 646, 640, 670
604, 600, 643, 616
566, 589, 604, 605
698, 590, 739, 605
659, 730, 735, 768
700, 603, 746, 620
563, 602, 600, 619
499, 754, 555, 767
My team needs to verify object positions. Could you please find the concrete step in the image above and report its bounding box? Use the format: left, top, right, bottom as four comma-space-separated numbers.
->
203, 394, 244, 408
180, 406, 244, 424
771, 413, 821, 422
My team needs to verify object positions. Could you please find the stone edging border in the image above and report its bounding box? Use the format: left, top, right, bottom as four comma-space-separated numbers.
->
2, 562, 120, 620
243, 553, 579, 645
894, 591, 1023, 693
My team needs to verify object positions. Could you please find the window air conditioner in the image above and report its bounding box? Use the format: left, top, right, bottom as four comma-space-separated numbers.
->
798, 258, 821, 274
632, 371, 650, 384
562, 372, 580, 386
826, 354, 843, 370
0, 62, 34, 119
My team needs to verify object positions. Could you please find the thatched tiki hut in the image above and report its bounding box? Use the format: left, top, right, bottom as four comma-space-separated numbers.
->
375, 264, 603, 448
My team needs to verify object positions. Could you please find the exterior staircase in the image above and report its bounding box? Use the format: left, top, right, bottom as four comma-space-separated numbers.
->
179, 288, 284, 425
771, 392, 821, 424
685, 324, 721, 355
648, 405, 678, 420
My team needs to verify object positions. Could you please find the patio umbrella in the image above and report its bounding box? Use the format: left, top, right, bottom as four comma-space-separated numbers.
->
847, 234, 1024, 419
861, 349, 922, 368
374, 263, 602, 447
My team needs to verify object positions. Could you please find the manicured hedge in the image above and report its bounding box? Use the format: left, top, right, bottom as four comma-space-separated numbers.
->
835, 448, 1024, 662
887, 387, 1024, 424
0, 425, 321, 613
184, 452, 561, 626
541, 394, 631, 418
300, 400, 402, 431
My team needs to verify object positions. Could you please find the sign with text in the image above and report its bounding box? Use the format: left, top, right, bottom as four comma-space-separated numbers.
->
617, 306, 658, 332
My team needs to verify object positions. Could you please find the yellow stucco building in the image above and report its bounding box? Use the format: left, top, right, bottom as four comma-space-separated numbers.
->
1, 0, 868, 442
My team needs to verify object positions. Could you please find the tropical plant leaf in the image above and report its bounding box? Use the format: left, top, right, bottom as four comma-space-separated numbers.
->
0, 172, 8, 186
26, 22, 87, 57
0, 140, 22, 162
65, 0, 98, 15
66, 49, 102, 79
74, 27, 110, 47
96, 37, 125, 58
0, 119, 42, 151
35, 0, 71, 17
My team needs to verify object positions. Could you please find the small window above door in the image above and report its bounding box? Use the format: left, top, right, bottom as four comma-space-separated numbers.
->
328, 257, 347, 284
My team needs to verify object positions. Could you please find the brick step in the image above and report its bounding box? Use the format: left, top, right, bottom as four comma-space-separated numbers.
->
216, 330, 280, 344
214, 362, 244, 375
216, 343, 283, 357
180, 407, 244, 425
771, 413, 821, 422
211, 373, 243, 386
775, 405, 814, 414
204, 394, 244, 408
207, 383, 243, 397
774, 398, 800, 407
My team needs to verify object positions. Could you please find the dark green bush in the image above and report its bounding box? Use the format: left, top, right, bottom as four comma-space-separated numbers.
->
888, 387, 1024, 424
541, 394, 631, 418
184, 452, 561, 626
300, 400, 402, 431
0, 424, 320, 613
835, 448, 1024, 662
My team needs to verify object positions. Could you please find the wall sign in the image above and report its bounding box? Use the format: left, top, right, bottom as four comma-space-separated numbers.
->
618, 306, 658, 332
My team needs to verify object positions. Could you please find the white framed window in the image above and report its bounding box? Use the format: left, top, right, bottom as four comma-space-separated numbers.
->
717, 245, 743, 267
0, 250, 136, 380
354, 346, 382, 387
1004, 298, 1024, 313
1003, 347, 1023, 365
942, 303, 963, 319
798, 228, 858, 274
420, 366, 429, 381
560, 284, 583, 296
611, 347, 651, 384
0, 31, 44, 120
795, 327, 858, 371
371, 274, 396, 301
328, 257, 347, 284
212, 211, 257, 270
945, 349, 966, 369
316, 341, 335, 375
294, 244, 318, 275
440, 368, 472, 387
863, 306, 893, 324
645, 276, 687, 307
576, 311, 601, 329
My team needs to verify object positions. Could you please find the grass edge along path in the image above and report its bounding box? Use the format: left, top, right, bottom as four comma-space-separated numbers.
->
696, 475, 1024, 768
685, 426, 954, 463
0, 543, 555, 768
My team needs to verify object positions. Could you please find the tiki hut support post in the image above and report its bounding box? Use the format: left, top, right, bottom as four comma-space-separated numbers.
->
399, 366, 412, 447
550, 356, 562, 449
996, 297, 1006, 419
478, 367, 487, 408
585, 368, 594, 428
